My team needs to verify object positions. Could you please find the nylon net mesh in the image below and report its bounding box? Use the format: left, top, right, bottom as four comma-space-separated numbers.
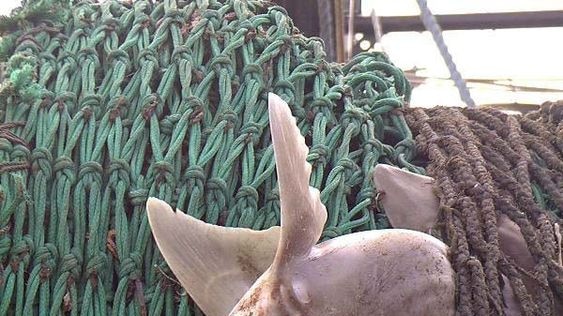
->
0, 0, 415, 314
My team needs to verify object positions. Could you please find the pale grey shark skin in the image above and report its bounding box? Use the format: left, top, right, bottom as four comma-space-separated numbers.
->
372, 164, 439, 233
146, 198, 281, 316
230, 93, 455, 315
373, 164, 563, 315
231, 229, 454, 316
372, 164, 534, 269
147, 93, 456, 316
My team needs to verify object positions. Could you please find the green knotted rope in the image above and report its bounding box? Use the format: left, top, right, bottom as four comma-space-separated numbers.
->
0, 0, 416, 314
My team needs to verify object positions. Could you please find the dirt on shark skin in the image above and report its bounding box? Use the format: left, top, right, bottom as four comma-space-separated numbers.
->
237, 253, 262, 277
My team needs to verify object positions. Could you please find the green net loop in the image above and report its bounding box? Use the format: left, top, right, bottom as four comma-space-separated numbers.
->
0, 0, 418, 314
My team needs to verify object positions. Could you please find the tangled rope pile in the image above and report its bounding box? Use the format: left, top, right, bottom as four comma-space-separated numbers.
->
406, 104, 563, 316
0, 0, 414, 314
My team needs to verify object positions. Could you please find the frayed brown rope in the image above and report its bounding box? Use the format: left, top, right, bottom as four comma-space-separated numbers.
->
0, 121, 28, 148
406, 106, 563, 315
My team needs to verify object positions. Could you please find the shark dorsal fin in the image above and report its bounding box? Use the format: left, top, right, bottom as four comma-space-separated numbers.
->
146, 198, 280, 316
268, 93, 327, 270
373, 164, 439, 232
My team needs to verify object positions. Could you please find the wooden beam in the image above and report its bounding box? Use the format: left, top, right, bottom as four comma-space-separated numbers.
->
352, 10, 563, 34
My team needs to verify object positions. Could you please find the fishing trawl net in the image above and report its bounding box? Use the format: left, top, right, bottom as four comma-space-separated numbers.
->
0, 0, 414, 314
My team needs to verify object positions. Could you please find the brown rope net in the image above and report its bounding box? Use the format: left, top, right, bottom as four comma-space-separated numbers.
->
405, 102, 563, 316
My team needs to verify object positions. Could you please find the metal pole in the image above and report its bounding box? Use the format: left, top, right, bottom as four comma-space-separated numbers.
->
416, 0, 475, 108
346, 0, 355, 60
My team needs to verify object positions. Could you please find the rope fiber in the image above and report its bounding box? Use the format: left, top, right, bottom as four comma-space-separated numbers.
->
406, 104, 563, 316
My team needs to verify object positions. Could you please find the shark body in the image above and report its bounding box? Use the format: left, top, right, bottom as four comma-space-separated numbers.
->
147, 93, 456, 315
373, 163, 563, 315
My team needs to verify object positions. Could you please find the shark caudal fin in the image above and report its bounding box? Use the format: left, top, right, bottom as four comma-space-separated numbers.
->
228, 93, 326, 315
146, 198, 280, 316
267, 93, 327, 271
373, 164, 439, 232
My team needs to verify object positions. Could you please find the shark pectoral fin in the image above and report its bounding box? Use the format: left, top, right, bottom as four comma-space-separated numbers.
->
268, 93, 327, 267
146, 197, 281, 316
497, 214, 535, 271
502, 274, 523, 316
373, 164, 440, 232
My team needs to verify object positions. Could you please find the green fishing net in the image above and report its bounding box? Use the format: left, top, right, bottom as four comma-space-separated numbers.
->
0, 0, 415, 314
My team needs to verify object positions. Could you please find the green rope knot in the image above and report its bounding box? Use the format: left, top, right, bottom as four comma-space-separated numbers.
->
241, 63, 263, 79
159, 114, 181, 135
209, 54, 233, 72
107, 159, 131, 188
273, 80, 296, 103
171, 45, 192, 62
362, 138, 386, 155
153, 160, 176, 185
341, 108, 369, 135
309, 97, 334, 118
201, 8, 222, 23
77, 47, 100, 64
235, 185, 258, 204
140, 93, 161, 116
394, 138, 416, 160
9, 236, 33, 269
85, 253, 107, 276
101, 17, 120, 33
118, 252, 142, 280
30, 148, 53, 177
308, 143, 330, 165
107, 49, 131, 69
33, 243, 58, 279
77, 161, 103, 182
205, 177, 229, 222
14, 36, 41, 55
219, 109, 238, 127
56, 50, 77, 71
184, 95, 204, 112
184, 165, 206, 184
138, 48, 158, 65
206, 177, 228, 200
128, 188, 150, 207
79, 95, 103, 116
60, 249, 82, 276
330, 158, 359, 182
239, 122, 261, 144
163, 8, 185, 24
53, 156, 76, 183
